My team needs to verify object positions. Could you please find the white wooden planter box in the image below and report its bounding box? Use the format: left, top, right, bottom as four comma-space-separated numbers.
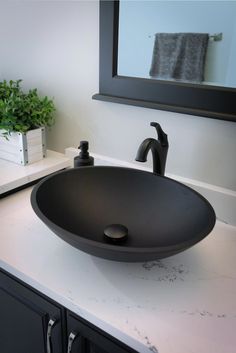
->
0, 127, 46, 165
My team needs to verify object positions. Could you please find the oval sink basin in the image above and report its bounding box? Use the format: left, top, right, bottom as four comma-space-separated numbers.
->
31, 166, 216, 262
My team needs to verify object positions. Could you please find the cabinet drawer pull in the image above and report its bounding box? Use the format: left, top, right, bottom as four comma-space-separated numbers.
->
67, 332, 79, 353
47, 318, 57, 353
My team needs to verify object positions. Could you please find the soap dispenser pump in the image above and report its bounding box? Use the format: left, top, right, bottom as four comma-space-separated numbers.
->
74, 141, 94, 167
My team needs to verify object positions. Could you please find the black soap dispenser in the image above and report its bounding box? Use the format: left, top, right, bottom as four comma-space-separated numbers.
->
74, 141, 94, 167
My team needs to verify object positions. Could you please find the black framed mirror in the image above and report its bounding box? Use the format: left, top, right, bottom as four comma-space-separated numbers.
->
93, 0, 236, 122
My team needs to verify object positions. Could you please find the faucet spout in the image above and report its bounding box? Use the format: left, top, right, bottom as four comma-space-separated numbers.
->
135, 122, 168, 175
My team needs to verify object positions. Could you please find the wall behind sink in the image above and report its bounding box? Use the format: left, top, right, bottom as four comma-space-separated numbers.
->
0, 0, 235, 192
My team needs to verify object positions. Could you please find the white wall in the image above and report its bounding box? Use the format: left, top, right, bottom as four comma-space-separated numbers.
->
0, 0, 235, 191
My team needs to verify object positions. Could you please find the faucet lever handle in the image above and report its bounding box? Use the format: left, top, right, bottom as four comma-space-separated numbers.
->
150, 122, 168, 147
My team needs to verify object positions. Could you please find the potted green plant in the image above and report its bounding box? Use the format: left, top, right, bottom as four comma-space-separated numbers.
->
0, 79, 55, 165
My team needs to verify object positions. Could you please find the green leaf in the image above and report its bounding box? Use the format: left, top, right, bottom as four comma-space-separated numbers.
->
0, 79, 56, 134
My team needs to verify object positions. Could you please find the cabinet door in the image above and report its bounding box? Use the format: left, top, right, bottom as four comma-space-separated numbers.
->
66, 311, 138, 353
0, 270, 65, 353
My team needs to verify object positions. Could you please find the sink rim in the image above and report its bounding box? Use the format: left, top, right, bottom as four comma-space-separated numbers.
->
31, 166, 216, 257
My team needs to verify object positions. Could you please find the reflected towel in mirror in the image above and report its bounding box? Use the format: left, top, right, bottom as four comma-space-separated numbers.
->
149, 32, 209, 83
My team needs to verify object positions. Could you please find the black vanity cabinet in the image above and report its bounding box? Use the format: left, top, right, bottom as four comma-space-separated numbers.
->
67, 311, 137, 353
0, 270, 66, 353
0, 270, 138, 353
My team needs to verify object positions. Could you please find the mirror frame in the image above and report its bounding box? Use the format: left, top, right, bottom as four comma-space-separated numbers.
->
92, 0, 236, 122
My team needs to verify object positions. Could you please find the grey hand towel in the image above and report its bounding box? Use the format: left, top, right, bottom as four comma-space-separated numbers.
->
149, 33, 209, 83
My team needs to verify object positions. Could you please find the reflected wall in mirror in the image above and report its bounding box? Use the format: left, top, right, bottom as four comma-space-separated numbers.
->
93, 0, 236, 122
118, 0, 236, 88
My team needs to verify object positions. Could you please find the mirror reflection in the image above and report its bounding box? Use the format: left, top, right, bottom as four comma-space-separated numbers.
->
118, 0, 236, 88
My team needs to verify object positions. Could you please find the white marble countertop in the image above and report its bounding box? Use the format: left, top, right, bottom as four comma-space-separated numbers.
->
0, 150, 70, 195
0, 187, 236, 353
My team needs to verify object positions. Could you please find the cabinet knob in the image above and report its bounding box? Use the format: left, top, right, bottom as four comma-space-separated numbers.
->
67, 332, 79, 353
47, 318, 57, 353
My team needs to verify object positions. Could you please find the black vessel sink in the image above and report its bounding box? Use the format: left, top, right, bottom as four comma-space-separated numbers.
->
31, 166, 216, 262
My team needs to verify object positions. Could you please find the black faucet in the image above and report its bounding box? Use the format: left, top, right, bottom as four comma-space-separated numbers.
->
135, 122, 169, 176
